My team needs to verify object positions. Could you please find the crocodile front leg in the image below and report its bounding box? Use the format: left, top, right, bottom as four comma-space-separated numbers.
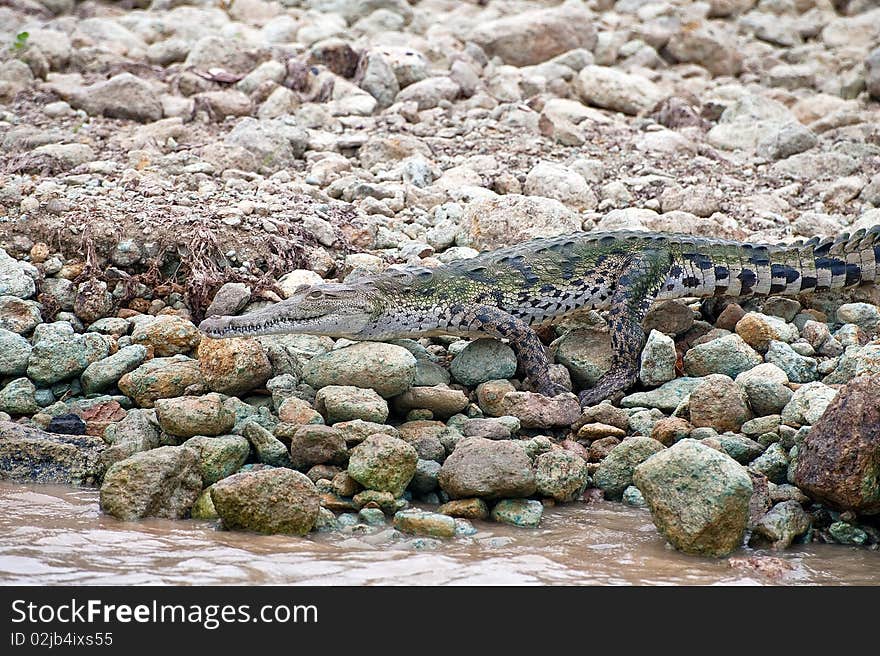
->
579, 250, 671, 407
450, 303, 565, 397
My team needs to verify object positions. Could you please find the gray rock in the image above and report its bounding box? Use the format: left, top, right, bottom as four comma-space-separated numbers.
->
462, 194, 580, 251
523, 161, 598, 211
552, 327, 613, 388
450, 339, 517, 387
242, 420, 291, 467
0, 421, 105, 484
395, 76, 459, 110
595, 436, 666, 499
205, 283, 251, 318
575, 65, 665, 115
97, 409, 160, 471
836, 303, 880, 333
621, 377, 704, 412
100, 446, 202, 520
80, 345, 148, 394
39, 278, 76, 310
634, 439, 753, 557
183, 435, 251, 485
224, 118, 309, 173
0, 328, 31, 375
70, 73, 162, 122
766, 340, 818, 383
666, 20, 742, 77
347, 434, 417, 496
438, 436, 535, 499
684, 334, 763, 378
639, 329, 677, 386
185, 35, 259, 76
490, 499, 543, 528
468, 5, 597, 67
736, 363, 793, 416
357, 48, 399, 109
302, 342, 416, 398
211, 468, 320, 535
314, 385, 389, 424
534, 449, 589, 502
780, 382, 837, 427
409, 458, 441, 495
0, 250, 36, 299
756, 122, 817, 160
753, 500, 811, 549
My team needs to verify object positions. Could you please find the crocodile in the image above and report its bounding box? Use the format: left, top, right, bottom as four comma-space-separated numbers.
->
199, 226, 880, 407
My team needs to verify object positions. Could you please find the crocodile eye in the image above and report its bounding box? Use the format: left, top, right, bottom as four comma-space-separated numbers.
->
306, 290, 323, 300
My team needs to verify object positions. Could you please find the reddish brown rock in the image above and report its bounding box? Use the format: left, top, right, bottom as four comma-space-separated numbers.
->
197, 336, 272, 396
794, 375, 880, 514
80, 400, 127, 437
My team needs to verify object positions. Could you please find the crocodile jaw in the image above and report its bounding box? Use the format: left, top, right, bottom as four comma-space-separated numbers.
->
199, 308, 372, 339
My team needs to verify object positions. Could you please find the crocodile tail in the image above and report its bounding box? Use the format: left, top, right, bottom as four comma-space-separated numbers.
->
793, 224, 880, 293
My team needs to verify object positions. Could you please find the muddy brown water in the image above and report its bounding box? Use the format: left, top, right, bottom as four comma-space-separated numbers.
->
1, 482, 877, 586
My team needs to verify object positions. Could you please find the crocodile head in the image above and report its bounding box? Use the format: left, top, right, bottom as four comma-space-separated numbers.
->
198, 282, 380, 339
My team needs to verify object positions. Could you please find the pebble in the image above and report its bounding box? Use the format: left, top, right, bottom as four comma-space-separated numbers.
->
450, 339, 517, 387
594, 437, 666, 500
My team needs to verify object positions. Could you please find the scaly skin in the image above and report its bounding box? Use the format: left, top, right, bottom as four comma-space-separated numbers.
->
199, 226, 880, 407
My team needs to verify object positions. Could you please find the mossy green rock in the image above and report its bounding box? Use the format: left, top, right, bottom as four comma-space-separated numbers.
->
183, 435, 251, 485
393, 509, 456, 537
450, 338, 517, 386
347, 434, 418, 496
633, 439, 753, 557
210, 468, 320, 535
491, 499, 543, 528
27, 329, 111, 385
303, 342, 416, 397
314, 385, 389, 423
594, 436, 666, 499
242, 420, 291, 467
0, 328, 31, 376
154, 393, 235, 438
191, 487, 219, 520
535, 449, 589, 502
80, 345, 148, 394
748, 442, 789, 483
100, 446, 203, 520
0, 377, 39, 415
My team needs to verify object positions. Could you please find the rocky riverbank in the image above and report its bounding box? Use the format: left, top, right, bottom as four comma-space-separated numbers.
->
1, 0, 879, 558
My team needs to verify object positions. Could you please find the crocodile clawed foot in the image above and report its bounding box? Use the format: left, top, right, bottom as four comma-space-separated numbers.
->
578, 366, 637, 408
